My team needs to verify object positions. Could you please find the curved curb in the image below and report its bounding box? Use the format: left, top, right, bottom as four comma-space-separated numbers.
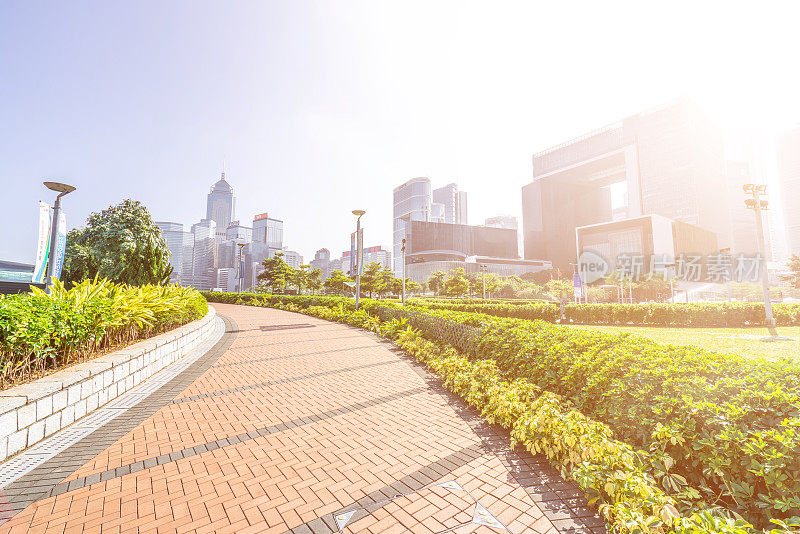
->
0, 306, 219, 473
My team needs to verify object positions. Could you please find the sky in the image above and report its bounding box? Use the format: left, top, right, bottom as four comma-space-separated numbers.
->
2, 1, 800, 264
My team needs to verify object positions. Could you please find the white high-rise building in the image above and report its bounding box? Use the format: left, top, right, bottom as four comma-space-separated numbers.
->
206, 173, 235, 242
393, 177, 449, 274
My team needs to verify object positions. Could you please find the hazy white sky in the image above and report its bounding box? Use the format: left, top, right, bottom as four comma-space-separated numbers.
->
2, 1, 799, 263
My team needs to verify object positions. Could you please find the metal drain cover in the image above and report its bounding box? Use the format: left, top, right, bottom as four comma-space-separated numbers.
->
334, 479, 509, 533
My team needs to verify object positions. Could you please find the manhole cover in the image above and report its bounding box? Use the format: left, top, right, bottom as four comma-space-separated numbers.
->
334, 480, 509, 533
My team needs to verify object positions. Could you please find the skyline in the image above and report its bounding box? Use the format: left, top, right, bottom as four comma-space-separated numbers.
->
3, 1, 800, 264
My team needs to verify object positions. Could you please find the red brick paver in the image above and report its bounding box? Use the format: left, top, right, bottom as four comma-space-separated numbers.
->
0, 304, 601, 534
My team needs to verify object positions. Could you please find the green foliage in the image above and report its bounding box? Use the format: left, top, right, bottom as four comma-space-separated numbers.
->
256, 252, 294, 292
62, 199, 173, 286
0, 279, 207, 387
564, 302, 800, 327
323, 270, 353, 296
443, 268, 470, 297
200, 291, 800, 532
780, 255, 800, 289
427, 271, 446, 296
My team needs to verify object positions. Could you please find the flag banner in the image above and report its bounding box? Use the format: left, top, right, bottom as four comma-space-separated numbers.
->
573, 272, 583, 299
356, 228, 364, 277
32, 201, 52, 283
51, 211, 67, 280
350, 232, 357, 275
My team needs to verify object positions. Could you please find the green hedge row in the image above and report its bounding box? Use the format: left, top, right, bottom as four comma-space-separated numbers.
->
563, 302, 800, 327
1, 279, 208, 387
217, 292, 799, 534
408, 299, 561, 322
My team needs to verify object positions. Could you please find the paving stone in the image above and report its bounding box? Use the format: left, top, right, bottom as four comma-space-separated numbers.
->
0, 304, 603, 534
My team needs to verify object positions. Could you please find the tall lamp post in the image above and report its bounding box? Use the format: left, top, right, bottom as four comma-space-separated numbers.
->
43, 181, 76, 291
401, 238, 406, 306
352, 210, 365, 309
743, 184, 789, 341
743, 184, 774, 328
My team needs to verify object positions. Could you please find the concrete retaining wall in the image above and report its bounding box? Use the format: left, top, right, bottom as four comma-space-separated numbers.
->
0, 306, 217, 463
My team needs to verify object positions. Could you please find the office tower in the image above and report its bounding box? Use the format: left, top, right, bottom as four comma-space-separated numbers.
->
778, 126, 800, 256
252, 212, 283, 251
433, 183, 468, 225
281, 249, 303, 269
393, 177, 446, 274
189, 219, 217, 290
725, 161, 761, 256
206, 173, 235, 242
522, 98, 732, 272
402, 221, 547, 282
155, 221, 195, 285
310, 248, 332, 279
485, 216, 518, 230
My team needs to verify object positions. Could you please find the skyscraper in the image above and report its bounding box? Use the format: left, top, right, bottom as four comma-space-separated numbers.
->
154, 221, 193, 285
189, 219, 217, 290
206, 172, 234, 242
778, 126, 800, 256
433, 183, 468, 225
393, 177, 446, 274
522, 98, 732, 271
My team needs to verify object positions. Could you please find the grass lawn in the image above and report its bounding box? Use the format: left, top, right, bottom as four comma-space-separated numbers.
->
568, 324, 800, 360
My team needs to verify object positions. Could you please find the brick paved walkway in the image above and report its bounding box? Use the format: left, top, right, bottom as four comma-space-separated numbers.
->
0, 304, 605, 534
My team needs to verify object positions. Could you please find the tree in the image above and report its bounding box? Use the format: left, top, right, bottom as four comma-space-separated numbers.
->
545, 279, 573, 303
378, 268, 396, 298
360, 262, 383, 298
443, 269, 470, 297
324, 270, 353, 296
257, 252, 294, 293
427, 271, 446, 296
307, 268, 323, 294
62, 199, 172, 286
292, 264, 311, 294
781, 254, 800, 289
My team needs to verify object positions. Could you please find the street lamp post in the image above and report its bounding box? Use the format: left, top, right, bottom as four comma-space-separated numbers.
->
743, 184, 775, 328
352, 210, 365, 309
43, 181, 76, 291
401, 238, 406, 306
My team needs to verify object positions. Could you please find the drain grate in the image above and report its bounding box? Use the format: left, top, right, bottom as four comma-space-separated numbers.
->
334, 480, 510, 533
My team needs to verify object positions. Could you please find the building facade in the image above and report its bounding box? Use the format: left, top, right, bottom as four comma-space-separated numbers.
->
433, 183, 468, 225
281, 249, 304, 269
188, 219, 217, 290
485, 215, 518, 230
310, 248, 332, 279
778, 126, 800, 256
522, 99, 731, 272
206, 173, 234, 242
342, 246, 392, 272
576, 214, 719, 278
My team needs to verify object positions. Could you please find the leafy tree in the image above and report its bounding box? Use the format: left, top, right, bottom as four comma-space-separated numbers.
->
378, 268, 396, 298
545, 279, 573, 303
427, 271, 446, 296
257, 252, 294, 293
324, 270, 353, 296
780, 254, 800, 289
360, 262, 383, 298
292, 264, 311, 294
443, 268, 470, 297
62, 199, 172, 286
307, 268, 323, 294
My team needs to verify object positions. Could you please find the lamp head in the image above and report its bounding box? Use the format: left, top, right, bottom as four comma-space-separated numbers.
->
44, 181, 76, 195
352, 209, 366, 217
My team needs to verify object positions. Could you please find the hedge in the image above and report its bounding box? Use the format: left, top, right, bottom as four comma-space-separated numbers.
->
207, 292, 800, 533
1, 279, 207, 387
563, 302, 800, 327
